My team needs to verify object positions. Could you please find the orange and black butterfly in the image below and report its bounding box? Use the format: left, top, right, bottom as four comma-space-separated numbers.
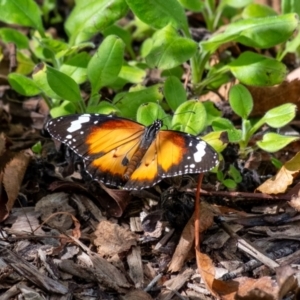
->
46, 114, 219, 190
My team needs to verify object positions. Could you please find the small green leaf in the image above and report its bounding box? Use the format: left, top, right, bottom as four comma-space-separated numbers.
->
60, 52, 90, 84
228, 51, 287, 86
117, 64, 146, 84
212, 118, 242, 142
228, 165, 242, 183
46, 66, 83, 103
0, 0, 44, 34
257, 133, 299, 152
114, 84, 164, 118
86, 101, 120, 115
222, 0, 252, 8
126, 0, 189, 33
137, 102, 170, 128
262, 103, 296, 128
172, 100, 206, 134
0, 28, 29, 49
65, 0, 128, 45
177, 0, 203, 12
32, 63, 62, 99
222, 179, 237, 189
203, 101, 222, 126
229, 84, 253, 119
242, 3, 277, 18
202, 131, 227, 152
8, 73, 41, 96
32, 141, 42, 155
282, 0, 300, 15
164, 76, 187, 111
87, 35, 125, 100
16, 52, 35, 75
146, 24, 197, 70
50, 100, 77, 118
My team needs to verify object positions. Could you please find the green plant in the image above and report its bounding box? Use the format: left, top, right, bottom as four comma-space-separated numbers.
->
212, 84, 298, 156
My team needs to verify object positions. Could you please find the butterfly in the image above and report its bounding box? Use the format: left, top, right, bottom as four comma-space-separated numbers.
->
46, 114, 219, 190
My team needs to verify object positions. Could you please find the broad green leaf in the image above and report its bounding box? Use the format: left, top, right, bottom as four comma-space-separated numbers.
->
229, 84, 253, 119
87, 35, 125, 101
262, 103, 296, 128
0, 0, 44, 34
201, 13, 298, 52
257, 133, 299, 152
16, 51, 35, 75
164, 76, 187, 111
202, 131, 227, 152
65, 0, 128, 45
146, 24, 197, 70
212, 118, 242, 142
228, 52, 287, 86
32, 63, 61, 99
242, 3, 277, 19
0, 28, 29, 49
177, 0, 203, 12
137, 102, 170, 128
114, 84, 163, 118
46, 66, 83, 103
172, 100, 206, 134
8, 73, 41, 96
60, 52, 90, 84
222, 179, 237, 189
161, 66, 184, 79
56, 42, 94, 59
126, 0, 189, 33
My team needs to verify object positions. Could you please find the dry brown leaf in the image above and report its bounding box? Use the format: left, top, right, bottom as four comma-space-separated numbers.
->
248, 79, 300, 117
91, 220, 137, 256
3, 150, 31, 214
121, 290, 152, 300
168, 202, 215, 272
257, 152, 300, 194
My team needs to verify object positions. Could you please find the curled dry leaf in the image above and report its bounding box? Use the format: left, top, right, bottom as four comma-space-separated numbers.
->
257, 152, 300, 194
168, 202, 215, 273
91, 220, 137, 256
2, 150, 31, 220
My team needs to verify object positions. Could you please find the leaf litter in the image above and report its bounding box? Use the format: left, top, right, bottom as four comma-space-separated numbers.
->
2, 8, 300, 300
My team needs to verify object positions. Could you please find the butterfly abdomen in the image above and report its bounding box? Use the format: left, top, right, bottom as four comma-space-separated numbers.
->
124, 147, 148, 180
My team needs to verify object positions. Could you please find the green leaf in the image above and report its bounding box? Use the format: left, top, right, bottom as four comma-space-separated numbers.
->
228, 51, 287, 86
86, 101, 120, 115
0, 28, 29, 49
161, 66, 184, 79
164, 76, 187, 111
8, 73, 41, 96
56, 42, 94, 59
65, 0, 128, 45
46, 66, 83, 103
87, 35, 125, 100
242, 3, 277, 18
203, 101, 222, 126
177, 0, 203, 12
117, 64, 146, 84
0, 0, 44, 34
262, 103, 297, 128
228, 165, 242, 183
126, 0, 189, 33
212, 118, 242, 142
50, 100, 77, 118
257, 133, 299, 152
60, 52, 90, 84
16, 52, 35, 75
201, 13, 298, 52
222, 179, 237, 189
172, 100, 206, 134
229, 84, 253, 119
137, 102, 170, 128
32, 63, 62, 99
32, 141, 42, 155
282, 0, 300, 15
221, 0, 252, 9
202, 131, 227, 152
114, 84, 164, 118
146, 24, 197, 70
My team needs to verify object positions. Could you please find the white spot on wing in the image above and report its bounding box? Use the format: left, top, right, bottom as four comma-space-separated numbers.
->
67, 114, 90, 133
193, 141, 206, 163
